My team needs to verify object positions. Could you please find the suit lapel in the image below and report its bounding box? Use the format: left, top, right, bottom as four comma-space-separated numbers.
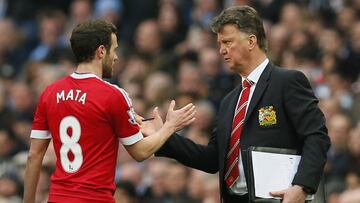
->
222, 85, 242, 156
244, 63, 273, 122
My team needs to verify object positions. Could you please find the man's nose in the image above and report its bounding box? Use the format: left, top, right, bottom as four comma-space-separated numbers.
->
219, 46, 227, 55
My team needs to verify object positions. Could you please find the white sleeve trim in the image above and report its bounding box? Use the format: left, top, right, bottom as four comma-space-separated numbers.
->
30, 130, 52, 139
119, 131, 143, 145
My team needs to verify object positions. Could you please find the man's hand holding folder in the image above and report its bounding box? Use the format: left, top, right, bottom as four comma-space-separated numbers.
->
247, 147, 319, 203
270, 185, 307, 203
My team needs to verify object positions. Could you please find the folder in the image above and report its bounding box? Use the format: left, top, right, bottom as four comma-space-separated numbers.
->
246, 146, 317, 202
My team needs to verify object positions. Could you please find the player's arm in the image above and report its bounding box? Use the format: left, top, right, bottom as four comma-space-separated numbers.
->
124, 100, 195, 161
23, 138, 50, 203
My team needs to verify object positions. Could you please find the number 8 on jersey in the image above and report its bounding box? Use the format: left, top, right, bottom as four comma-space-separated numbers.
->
59, 116, 83, 173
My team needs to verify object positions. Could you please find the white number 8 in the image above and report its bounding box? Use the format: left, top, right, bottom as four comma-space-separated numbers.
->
59, 116, 83, 173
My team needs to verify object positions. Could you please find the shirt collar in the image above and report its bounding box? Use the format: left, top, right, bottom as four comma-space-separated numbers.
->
70, 72, 101, 79
242, 58, 269, 85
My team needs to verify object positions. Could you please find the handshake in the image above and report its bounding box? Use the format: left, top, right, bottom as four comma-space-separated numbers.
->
136, 100, 196, 137
126, 100, 196, 161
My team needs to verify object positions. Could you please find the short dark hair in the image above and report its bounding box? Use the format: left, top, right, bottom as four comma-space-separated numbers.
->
70, 20, 117, 63
210, 5, 267, 52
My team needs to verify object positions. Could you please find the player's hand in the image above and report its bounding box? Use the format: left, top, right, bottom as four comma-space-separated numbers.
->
270, 185, 307, 203
164, 100, 196, 132
134, 113, 144, 125
140, 107, 163, 137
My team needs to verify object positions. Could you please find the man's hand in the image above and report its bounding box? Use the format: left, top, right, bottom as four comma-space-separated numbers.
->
140, 107, 164, 137
270, 185, 307, 203
164, 100, 196, 132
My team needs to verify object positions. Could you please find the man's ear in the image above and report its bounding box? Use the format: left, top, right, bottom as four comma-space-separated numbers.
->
96, 45, 106, 59
248, 34, 257, 51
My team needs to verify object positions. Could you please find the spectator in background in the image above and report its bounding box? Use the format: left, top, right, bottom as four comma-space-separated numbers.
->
94, 0, 122, 27
64, 0, 93, 39
177, 61, 207, 98
0, 172, 22, 203
198, 47, 238, 109
117, 162, 144, 196
268, 24, 289, 64
336, 6, 357, 37
8, 82, 35, 120
278, 2, 304, 32
0, 83, 13, 130
348, 123, 360, 176
134, 20, 167, 71
28, 10, 67, 62
144, 71, 175, 107
325, 113, 352, 182
163, 161, 197, 203
158, 2, 187, 51
115, 181, 139, 203
0, 19, 29, 77
192, 0, 219, 28
187, 169, 209, 202
141, 158, 169, 203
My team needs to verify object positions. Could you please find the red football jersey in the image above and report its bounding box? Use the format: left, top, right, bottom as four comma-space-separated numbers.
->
31, 72, 143, 203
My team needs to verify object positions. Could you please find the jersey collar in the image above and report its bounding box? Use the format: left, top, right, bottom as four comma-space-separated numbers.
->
70, 72, 101, 79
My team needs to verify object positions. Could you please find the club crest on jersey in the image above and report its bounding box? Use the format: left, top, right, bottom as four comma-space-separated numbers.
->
258, 105, 277, 126
127, 107, 137, 125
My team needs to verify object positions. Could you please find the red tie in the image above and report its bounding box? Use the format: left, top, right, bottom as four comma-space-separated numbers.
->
225, 79, 253, 188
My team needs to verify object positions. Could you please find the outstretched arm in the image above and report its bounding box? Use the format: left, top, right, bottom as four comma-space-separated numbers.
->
139, 103, 219, 173
156, 129, 219, 174
23, 138, 50, 203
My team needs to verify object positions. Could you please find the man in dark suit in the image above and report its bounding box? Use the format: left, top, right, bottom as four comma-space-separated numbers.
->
140, 5, 330, 203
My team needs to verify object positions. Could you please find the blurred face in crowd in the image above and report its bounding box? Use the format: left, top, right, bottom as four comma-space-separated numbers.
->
0, 130, 14, 157
348, 125, 360, 156
166, 164, 188, 195
102, 33, 118, 78
217, 24, 251, 73
158, 5, 178, 33
199, 47, 221, 77
328, 114, 351, 149
280, 3, 302, 31
148, 160, 168, 196
0, 177, 18, 197
351, 22, 360, 52
71, 0, 92, 23
135, 20, 161, 53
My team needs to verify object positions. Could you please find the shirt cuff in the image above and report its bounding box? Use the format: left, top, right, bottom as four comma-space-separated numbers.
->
30, 130, 52, 139
119, 131, 143, 145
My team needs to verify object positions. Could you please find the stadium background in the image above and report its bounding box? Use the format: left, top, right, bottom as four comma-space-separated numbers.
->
0, 0, 359, 202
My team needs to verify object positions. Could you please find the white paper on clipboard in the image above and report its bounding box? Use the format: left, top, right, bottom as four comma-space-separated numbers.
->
251, 151, 314, 200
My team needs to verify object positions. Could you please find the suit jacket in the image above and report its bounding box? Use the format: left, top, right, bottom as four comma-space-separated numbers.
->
156, 63, 330, 201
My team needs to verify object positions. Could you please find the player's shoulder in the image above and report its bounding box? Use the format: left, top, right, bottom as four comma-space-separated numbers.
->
97, 80, 132, 105
40, 76, 70, 97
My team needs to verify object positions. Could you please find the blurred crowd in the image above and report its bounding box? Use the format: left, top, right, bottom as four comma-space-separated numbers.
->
0, 0, 359, 202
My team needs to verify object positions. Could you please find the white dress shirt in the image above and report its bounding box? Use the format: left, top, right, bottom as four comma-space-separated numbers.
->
230, 58, 269, 194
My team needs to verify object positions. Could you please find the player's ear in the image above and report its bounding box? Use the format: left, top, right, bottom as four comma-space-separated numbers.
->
96, 45, 106, 59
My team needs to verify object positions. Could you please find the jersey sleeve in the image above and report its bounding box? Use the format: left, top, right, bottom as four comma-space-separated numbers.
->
31, 90, 51, 139
107, 87, 143, 145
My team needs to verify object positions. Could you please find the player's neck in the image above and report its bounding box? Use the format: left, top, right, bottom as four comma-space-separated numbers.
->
76, 61, 103, 78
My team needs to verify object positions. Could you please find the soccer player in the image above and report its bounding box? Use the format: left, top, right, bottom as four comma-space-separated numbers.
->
23, 20, 196, 203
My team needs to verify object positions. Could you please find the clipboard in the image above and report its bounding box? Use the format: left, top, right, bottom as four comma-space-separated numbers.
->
246, 146, 316, 202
